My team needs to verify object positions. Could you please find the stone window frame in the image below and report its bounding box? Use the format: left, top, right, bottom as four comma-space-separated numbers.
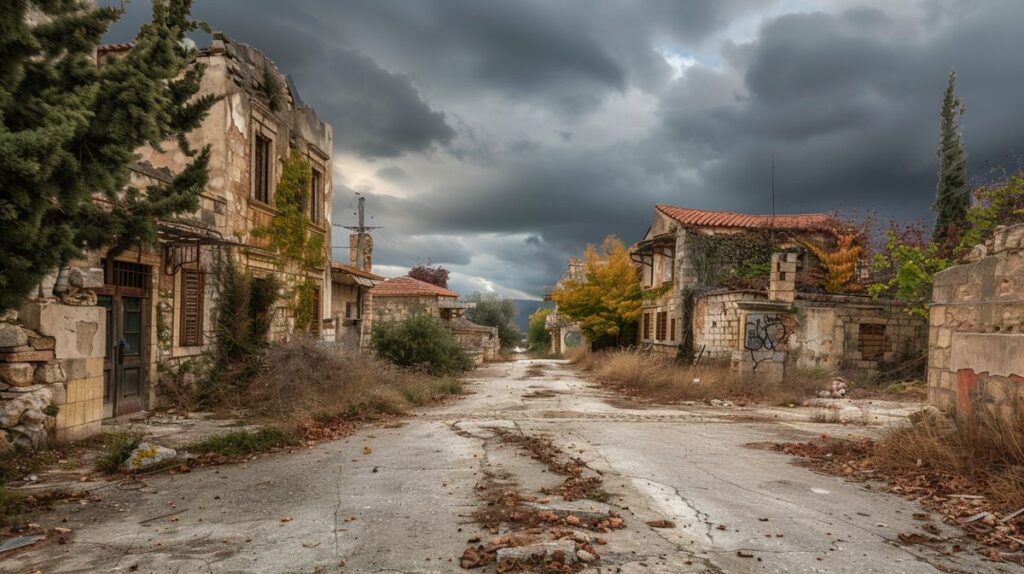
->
250, 114, 278, 206
304, 144, 330, 228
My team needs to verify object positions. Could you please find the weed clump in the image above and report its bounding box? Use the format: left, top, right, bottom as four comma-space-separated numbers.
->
94, 430, 145, 474
187, 428, 293, 457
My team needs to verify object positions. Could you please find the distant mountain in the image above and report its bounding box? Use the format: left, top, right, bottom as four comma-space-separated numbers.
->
512, 299, 553, 334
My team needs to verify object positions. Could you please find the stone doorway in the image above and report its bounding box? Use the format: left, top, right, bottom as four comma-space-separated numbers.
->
98, 261, 151, 418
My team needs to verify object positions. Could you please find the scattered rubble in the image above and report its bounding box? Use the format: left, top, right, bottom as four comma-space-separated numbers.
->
817, 377, 848, 399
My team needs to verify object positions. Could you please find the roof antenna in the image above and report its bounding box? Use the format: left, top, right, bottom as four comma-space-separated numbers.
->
771, 156, 776, 220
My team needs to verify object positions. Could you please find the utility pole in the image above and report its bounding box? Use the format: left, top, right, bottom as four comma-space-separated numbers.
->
333, 194, 381, 271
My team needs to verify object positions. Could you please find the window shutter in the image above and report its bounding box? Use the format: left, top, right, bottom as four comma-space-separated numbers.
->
180, 269, 204, 346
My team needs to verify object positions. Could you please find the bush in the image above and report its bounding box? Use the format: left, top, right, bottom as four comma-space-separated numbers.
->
372, 315, 473, 376
527, 307, 553, 352
244, 336, 464, 425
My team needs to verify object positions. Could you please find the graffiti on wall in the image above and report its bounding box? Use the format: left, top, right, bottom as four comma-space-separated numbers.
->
744, 314, 791, 371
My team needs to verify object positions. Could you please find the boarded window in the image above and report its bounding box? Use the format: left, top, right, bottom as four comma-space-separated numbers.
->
643, 313, 651, 340
253, 134, 272, 203
670, 318, 676, 342
310, 168, 322, 223
345, 301, 357, 319
858, 323, 887, 361
179, 269, 204, 346
656, 312, 668, 341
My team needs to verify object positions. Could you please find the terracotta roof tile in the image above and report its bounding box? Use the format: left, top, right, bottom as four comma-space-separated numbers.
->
331, 262, 385, 282
369, 276, 459, 298
656, 204, 831, 231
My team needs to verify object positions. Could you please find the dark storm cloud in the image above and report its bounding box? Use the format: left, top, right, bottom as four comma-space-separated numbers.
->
99, 0, 454, 158
100, 1, 1024, 296
655, 2, 1024, 220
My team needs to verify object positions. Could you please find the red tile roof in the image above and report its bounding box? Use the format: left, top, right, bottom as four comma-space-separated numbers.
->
331, 262, 385, 282
656, 204, 831, 230
369, 276, 459, 298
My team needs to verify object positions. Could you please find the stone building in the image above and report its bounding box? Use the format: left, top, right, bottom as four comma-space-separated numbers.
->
632, 204, 926, 380
362, 277, 499, 363
330, 235, 384, 350
3, 32, 335, 441
544, 258, 585, 354
928, 224, 1024, 411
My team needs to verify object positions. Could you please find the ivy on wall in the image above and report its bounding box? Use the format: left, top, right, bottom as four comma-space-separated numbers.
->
253, 149, 325, 331
685, 228, 779, 289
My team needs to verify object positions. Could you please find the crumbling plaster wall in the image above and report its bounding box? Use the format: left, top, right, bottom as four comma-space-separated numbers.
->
928, 224, 1024, 410
693, 290, 925, 376
133, 33, 334, 342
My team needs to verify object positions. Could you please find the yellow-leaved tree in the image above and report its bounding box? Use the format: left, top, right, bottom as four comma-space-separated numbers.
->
802, 225, 865, 294
551, 236, 643, 346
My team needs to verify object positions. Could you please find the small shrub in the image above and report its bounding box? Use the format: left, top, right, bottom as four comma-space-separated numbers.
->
0, 486, 25, 527
187, 428, 293, 457
94, 430, 145, 474
372, 315, 473, 376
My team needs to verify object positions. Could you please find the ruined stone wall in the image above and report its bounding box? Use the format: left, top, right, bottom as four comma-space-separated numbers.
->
451, 320, 500, 364
692, 291, 749, 360
693, 290, 925, 377
928, 224, 1024, 410
1, 301, 105, 450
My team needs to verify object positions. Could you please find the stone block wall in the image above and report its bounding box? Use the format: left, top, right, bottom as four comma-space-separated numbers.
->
928, 224, 1024, 410
0, 300, 106, 450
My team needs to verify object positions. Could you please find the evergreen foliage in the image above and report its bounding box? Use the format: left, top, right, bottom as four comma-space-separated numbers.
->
372, 315, 472, 376
0, 0, 217, 310
464, 292, 521, 348
868, 230, 950, 318
933, 70, 969, 249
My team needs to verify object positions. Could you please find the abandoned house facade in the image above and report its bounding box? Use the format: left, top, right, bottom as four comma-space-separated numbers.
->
361, 277, 500, 364
632, 205, 927, 380
2, 33, 334, 446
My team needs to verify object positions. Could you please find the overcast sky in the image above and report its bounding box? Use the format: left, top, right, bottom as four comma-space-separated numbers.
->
101, 0, 1024, 299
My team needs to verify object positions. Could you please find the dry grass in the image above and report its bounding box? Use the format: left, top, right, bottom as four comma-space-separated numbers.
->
220, 336, 464, 431
573, 348, 820, 404
875, 400, 1024, 508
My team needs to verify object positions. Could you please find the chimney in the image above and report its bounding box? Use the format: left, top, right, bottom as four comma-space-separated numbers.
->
768, 252, 797, 303
361, 234, 373, 272
349, 233, 373, 272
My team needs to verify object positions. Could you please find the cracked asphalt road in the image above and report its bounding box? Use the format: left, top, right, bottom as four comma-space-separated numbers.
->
2, 359, 1010, 573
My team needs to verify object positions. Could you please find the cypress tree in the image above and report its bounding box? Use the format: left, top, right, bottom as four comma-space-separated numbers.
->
0, 0, 217, 311
932, 69, 969, 248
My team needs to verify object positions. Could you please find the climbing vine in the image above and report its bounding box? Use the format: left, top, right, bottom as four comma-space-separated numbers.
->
686, 228, 779, 289
253, 149, 325, 331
